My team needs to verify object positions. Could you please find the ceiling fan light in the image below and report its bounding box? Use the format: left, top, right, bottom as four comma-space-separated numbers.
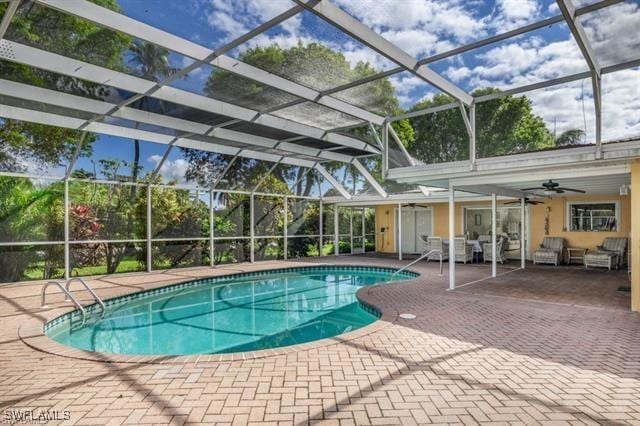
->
543, 189, 555, 196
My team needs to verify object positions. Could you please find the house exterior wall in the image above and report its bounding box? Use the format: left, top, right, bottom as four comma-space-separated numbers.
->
529, 194, 631, 253
374, 195, 631, 256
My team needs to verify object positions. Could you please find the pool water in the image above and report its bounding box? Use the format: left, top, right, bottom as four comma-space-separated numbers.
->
45, 266, 417, 355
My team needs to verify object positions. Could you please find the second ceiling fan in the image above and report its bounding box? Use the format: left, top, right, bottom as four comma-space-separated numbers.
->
521, 179, 586, 195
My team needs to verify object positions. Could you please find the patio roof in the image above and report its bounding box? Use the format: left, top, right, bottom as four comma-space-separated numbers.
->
0, 0, 638, 198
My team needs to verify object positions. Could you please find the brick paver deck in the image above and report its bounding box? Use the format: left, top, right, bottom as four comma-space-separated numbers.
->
1, 256, 638, 425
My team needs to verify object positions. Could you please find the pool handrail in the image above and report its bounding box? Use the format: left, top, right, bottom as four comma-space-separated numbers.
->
65, 277, 106, 318
41, 280, 87, 326
391, 249, 443, 279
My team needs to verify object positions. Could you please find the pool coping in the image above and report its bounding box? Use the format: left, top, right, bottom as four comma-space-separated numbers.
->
18, 265, 421, 364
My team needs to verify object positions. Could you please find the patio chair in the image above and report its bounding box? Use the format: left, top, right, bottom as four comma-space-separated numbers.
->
420, 235, 430, 253
584, 237, 628, 270
454, 237, 473, 264
533, 237, 565, 266
425, 237, 449, 262
482, 236, 508, 264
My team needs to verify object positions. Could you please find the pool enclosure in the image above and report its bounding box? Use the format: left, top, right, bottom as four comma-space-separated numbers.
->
0, 0, 638, 287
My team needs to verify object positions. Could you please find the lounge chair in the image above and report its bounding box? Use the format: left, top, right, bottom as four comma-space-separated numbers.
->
483, 235, 508, 264
425, 237, 449, 261
533, 237, 565, 266
455, 237, 473, 263
584, 237, 628, 270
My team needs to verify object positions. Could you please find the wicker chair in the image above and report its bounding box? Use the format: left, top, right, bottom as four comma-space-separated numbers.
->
483, 236, 508, 264
455, 237, 473, 263
533, 237, 565, 266
426, 237, 449, 261
584, 237, 628, 270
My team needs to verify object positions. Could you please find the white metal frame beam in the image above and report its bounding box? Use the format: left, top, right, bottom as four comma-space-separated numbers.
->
0, 103, 321, 169
352, 159, 387, 198
0, 0, 19, 39
1, 101, 357, 201
556, 0, 601, 77
293, 0, 473, 106
0, 39, 379, 155
36, 0, 385, 126
0, 78, 359, 164
556, 0, 603, 156
315, 164, 352, 200
320, 1, 622, 103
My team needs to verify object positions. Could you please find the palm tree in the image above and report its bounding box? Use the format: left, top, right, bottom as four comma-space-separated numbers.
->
555, 129, 585, 147
127, 40, 179, 182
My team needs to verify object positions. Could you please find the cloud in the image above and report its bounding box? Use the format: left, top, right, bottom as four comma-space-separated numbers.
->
491, 0, 542, 30
203, 0, 293, 44
148, 155, 189, 183
579, 1, 640, 67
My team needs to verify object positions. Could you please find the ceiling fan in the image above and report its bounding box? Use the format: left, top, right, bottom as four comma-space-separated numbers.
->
406, 203, 430, 209
521, 179, 586, 195
504, 197, 545, 206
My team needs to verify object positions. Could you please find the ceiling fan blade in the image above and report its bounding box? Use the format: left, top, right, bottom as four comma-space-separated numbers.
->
558, 187, 585, 193
520, 187, 543, 191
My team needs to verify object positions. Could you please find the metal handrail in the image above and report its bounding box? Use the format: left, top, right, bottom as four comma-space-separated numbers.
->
66, 278, 106, 318
391, 249, 444, 279
41, 281, 87, 326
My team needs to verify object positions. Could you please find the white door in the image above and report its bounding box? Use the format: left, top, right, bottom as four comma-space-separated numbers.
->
401, 210, 415, 253
415, 209, 433, 253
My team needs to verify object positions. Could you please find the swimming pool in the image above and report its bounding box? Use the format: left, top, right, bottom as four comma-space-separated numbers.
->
45, 266, 417, 355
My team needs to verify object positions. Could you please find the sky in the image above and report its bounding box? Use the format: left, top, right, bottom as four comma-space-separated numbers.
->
31, 0, 640, 180
116, 0, 639, 142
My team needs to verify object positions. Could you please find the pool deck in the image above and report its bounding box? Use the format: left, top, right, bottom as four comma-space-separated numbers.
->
1, 255, 639, 425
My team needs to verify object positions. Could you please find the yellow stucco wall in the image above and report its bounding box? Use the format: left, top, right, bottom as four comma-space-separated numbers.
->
375, 205, 395, 253
375, 195, 631, 254
529, 194, 630, 252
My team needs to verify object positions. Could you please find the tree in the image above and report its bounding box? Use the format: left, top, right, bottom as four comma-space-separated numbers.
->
68, 160, 147, 275
555, 129, 585, 147
0, 176, 64, 282
127, 40, 179, 183
185, 42, 405, 197
0, 0, 131, 172
405, 88, 554, 163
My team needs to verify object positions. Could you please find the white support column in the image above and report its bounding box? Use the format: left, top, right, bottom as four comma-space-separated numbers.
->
382, 120, 389, 176
521, 198, 526, 269
350, 209, 354, 255
470, 103, 476, 170
491, 193, 497, 277
250, 194, 255, 263
361, 208, 365, 252
147, 184, 152, 272
284, 196, 288, 260
397, 203, 402, 261
593, 73, 602, 159
209, 190, 215, 267
64, 178, 70, 279
319, 200, 324, 257
334, 206, 339, 256
448, 184, 456, 290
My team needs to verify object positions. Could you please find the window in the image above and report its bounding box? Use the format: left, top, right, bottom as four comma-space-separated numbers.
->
568, 202, 618, 232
